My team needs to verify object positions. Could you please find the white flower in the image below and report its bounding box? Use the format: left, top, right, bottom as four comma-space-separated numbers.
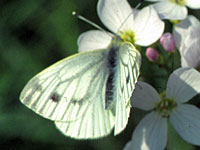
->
145, 0, 200, 20
173, 15, 200, 68
78, 0, 164, 52
124, 67, 200, 150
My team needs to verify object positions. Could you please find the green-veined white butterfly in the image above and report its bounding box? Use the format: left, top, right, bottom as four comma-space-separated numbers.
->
20, 34, 140, 139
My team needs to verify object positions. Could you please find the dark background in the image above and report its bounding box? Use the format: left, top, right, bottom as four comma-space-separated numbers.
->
0, 0, 200, 149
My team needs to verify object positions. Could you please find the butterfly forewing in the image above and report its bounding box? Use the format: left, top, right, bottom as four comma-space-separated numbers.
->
20, 49, 110, 122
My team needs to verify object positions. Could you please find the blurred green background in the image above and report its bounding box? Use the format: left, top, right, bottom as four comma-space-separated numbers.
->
0, 0, 200, 150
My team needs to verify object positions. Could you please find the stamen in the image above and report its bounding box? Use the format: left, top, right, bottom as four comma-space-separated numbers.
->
169, 0, 186, 6
154, 91, 177, 117
119, 30, 135, 44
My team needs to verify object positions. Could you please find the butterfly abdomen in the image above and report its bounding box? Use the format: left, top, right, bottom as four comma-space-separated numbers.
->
105, 45, 119, 109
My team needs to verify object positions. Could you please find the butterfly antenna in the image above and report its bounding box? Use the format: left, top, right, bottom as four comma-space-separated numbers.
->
73, 11, 125, 41
72, 11, 106, 33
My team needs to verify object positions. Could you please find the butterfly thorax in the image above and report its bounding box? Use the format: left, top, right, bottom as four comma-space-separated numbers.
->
105, 43, 120, 109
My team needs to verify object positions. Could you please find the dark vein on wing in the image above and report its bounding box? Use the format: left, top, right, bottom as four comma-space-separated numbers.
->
56, 59, 107, 122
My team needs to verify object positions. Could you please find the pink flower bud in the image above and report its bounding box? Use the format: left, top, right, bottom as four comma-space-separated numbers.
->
160, 32, 176, 52
146, 47, 158, 62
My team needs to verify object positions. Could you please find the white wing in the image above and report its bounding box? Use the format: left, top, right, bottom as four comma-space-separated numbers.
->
114, 42, 141, 135
20, 49, 114, 123
20, 42, 140, 139
55, 42, 141, 139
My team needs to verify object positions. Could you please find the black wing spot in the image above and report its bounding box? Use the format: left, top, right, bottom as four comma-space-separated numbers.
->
126, 74, 130, 84
49, 93, 60, 102
71, 99, 82, 105
71, 98, 90, 105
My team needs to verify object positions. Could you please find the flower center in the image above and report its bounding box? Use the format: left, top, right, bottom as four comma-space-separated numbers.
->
154, 91, 177, 118
169, 0, 186, 6
119, 30, 135, 45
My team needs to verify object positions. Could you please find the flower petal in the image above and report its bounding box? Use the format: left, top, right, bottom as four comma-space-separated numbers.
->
173, 16, 200, 67
173, 15, 200, 50
186, 0, 200, 9
166, 67, 200, 103
181, 26, 200, 68
124, 112, 167, 150
131, 81, 161, 111
152, 1, 187, 20
77, 30, 112, 52
97, 0, 134, 33
134, 6, 164, 46
170, 104, 200, 146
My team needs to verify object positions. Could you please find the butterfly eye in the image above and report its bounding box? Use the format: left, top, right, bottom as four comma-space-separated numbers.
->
49, 93, 61, 103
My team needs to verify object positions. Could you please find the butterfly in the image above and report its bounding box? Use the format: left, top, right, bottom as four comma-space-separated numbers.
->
20, 38, 141, 139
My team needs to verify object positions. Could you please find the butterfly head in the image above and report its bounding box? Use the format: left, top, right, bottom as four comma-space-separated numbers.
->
109, 35, 123, 49
110, 31, 135, 48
